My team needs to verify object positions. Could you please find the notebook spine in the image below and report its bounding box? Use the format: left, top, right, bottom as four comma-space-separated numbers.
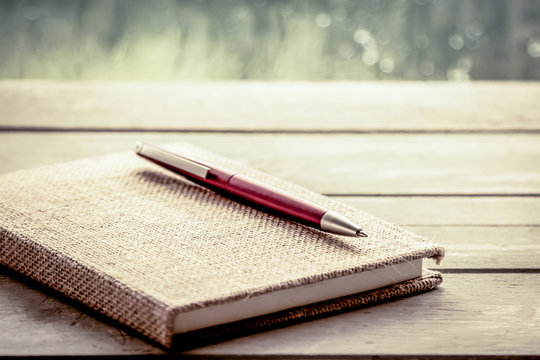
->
0, 227, 175, 347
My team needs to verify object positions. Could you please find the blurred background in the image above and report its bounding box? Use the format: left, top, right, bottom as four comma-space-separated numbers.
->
0, 0, 539, 81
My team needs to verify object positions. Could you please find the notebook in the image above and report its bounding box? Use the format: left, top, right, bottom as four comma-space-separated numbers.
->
0, 142, 444, 347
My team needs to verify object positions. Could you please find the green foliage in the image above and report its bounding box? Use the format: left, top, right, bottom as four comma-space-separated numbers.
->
0, 0, 539, 80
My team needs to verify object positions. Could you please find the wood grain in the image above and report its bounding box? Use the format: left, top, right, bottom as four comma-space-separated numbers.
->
1, 133, 539, 195
1, 271, 538, 356
1, 81, 539, 131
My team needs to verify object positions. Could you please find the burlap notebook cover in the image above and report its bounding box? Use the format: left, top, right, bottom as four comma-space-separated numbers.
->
0, 142, 444, 348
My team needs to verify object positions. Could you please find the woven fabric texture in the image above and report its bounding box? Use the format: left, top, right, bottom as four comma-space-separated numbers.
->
0, 143, 445, 347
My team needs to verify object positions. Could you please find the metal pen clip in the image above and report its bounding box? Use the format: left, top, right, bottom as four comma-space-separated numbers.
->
135, 142, 210, 178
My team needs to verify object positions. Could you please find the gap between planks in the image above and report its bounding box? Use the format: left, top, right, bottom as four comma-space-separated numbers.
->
435, 268, 540, 273
2, 126, 540, 135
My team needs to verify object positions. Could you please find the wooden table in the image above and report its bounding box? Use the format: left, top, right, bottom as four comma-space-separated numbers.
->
1, 81, 539, 358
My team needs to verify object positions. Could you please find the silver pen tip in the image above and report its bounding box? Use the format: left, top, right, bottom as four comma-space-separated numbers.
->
320, 210, 366, 237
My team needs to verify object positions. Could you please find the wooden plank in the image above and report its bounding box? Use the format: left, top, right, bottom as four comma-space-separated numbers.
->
3, 125, 540, 223
341, 196, 540, 226
408, 226, 540, 270
1, 271, 538, 356
1, 81, 539, 131
2, 133, 539, 224
1, 133, 539, 195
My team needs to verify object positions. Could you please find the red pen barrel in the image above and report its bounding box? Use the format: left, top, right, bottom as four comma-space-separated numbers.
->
135, 142, 364, 237
226, 174, 327, 228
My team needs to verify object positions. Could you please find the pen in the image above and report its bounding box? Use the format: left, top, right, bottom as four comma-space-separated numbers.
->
134, 142, 367, 237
